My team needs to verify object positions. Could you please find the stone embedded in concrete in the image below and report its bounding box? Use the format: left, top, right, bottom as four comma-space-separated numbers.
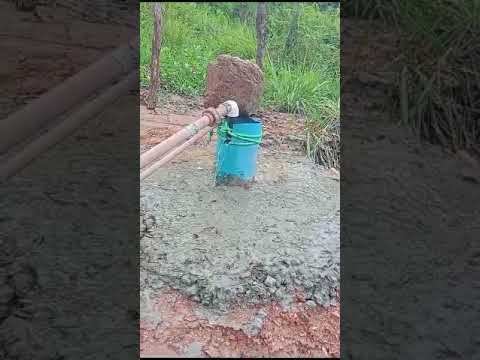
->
264, 275, 277, 288
204, 54, 264, 115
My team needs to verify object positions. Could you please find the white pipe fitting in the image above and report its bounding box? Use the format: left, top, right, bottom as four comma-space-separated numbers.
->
224, 100, 239, 117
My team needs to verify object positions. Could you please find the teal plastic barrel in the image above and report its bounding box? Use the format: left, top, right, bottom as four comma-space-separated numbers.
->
215, 116, 262, 185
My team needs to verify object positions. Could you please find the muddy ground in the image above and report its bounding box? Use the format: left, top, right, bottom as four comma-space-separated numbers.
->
139, 92, 341, 357
0, 2, 138, 359
341, 18, 480, 359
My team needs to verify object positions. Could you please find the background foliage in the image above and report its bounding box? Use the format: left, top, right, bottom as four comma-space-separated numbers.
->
140, 2, 340, 130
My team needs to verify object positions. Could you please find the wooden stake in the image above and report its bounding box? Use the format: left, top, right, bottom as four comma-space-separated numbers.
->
146, 2, 163, 110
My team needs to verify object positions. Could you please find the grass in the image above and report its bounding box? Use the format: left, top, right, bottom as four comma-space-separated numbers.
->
140, 2, 340, 166
344, 0, 480, 151
140, 2, 256, 95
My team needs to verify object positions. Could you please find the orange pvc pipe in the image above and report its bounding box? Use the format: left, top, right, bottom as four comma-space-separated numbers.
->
0, 37, 138, 154
140, 126, 212, 180
140, 102, 230, 170
0, 72, 137, 181
140, 115, 210, 169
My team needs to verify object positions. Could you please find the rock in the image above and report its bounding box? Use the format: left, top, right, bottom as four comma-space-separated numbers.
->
303, 280, 314, 289
204, 54, 264, 115
257, 309, 268, 318
290, 258, 301, 266
239, 271, 251, 279
185, 284, 198, 296
184, 341, 203, 358
264, 275, 277, 288
314, 291, 330, 305
244, 309, 268, 336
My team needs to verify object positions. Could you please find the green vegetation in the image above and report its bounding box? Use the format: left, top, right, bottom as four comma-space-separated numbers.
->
140, 2, 340, 164
344, 0, 480, 150
140, 2, 257, 95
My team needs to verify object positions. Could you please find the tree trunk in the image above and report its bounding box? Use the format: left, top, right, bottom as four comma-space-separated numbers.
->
237, 2, 248, 23
146, 3, 163, 110
285, 3, 300, 52
255, 2, 267, 70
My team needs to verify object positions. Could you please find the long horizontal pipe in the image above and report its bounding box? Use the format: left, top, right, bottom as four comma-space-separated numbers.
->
140, 126, 212, 181
0, 71, 137, 181
140, 102, 232, 170
140, 115, 211, 170
0, 37, 138, 154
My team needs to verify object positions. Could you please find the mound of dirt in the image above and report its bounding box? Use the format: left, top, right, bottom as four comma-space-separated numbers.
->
204, 54, 264, 115
140, 288, 340, 358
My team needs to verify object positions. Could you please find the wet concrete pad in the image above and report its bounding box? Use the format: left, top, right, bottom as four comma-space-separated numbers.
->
140, 152, 340, 311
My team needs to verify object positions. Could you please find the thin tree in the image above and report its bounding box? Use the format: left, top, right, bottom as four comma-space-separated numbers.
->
146, 3, 163, 110
285, 3, 301, 52
255, 2, 267, 70
235, 2, 249, 23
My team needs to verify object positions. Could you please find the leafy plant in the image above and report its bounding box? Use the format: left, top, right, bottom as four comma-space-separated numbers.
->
344, 0, 480, 151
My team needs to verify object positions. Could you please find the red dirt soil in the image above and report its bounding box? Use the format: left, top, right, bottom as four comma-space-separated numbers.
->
141, 289, 340, 358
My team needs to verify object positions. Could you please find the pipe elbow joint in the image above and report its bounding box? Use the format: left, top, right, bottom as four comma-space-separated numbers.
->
223, 100, 239, 117
202, 107, 221, 126
203, 100, 239, 126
